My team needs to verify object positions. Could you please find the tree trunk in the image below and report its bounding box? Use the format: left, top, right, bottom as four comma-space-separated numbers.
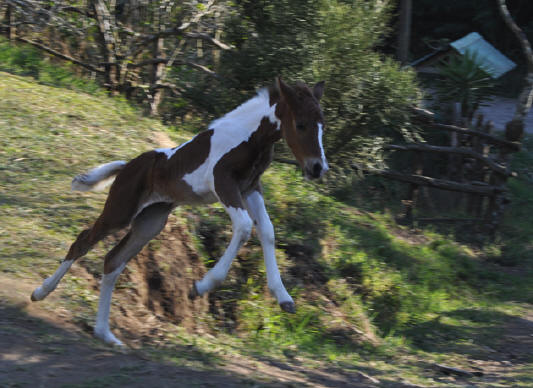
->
497, 0, 533, 135
92, 0, 119, 95
396, 0, 412, 65
150, 36, 166, 116
5, 4, 16, 40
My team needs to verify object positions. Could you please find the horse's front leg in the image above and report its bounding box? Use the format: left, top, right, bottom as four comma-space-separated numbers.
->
245, 190, 295, 313
193, 188, 253, 296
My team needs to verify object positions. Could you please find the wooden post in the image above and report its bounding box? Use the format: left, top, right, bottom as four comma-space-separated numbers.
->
402, 151, 423, 224
477, 121, 493, 217
447, 102, 463, 211
467, 116, 491, 217
5, 4, 16, 40
485, 134, 510, 239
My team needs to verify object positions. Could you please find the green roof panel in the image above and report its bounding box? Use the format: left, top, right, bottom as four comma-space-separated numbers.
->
450, 32, 517, 78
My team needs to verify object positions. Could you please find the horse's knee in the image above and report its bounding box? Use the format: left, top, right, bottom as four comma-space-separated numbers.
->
235, 215, 253, 245
257, 219, 275, 246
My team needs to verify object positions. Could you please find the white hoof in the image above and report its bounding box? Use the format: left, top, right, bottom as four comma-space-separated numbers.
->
94, 329, 124, 347
194, 278, 211, 296
31, 286, 48, 301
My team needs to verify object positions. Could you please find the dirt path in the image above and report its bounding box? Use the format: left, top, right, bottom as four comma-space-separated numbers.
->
0, 275, 379, 388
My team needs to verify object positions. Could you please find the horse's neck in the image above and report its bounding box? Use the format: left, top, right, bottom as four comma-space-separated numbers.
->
208, 89, 283, 152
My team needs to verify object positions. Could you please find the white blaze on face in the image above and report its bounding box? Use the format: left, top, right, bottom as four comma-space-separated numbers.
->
317, 123, 328, 171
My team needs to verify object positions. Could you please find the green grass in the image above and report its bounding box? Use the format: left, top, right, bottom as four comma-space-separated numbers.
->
1, 61, 533, 386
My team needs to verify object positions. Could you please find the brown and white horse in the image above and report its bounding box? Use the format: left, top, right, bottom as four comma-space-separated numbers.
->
31, 79, 328, 346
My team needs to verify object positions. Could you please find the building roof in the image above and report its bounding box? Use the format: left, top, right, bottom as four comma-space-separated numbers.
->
450, 32, 516, 78
411, 32, 517, 79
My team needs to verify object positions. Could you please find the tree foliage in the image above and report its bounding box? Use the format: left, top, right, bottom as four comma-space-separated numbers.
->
310, 0, 419, 168
435, 52, 495, 122
1, 0, 229, 115
1, 0, 421, 172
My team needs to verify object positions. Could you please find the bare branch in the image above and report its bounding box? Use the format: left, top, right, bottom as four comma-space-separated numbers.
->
15, 37, 105, 74
184, 32, 232, 50
354, 164, 507, 196
385, 143, 510, 176
126, 57, 221, 79
185, 61, 220, 78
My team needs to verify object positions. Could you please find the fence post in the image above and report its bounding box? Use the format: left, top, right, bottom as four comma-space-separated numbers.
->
402, 151, 423, 224
485, 138, 510, 239
4, 4, 16, 40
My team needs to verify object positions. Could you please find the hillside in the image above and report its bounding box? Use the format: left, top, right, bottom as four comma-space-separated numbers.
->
1, 71, 533, 387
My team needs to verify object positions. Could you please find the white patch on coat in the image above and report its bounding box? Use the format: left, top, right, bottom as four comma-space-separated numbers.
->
155, 137, 193, 159
183, 89, 280, 196
71, 161, 126, 192
317, 123, 328, 170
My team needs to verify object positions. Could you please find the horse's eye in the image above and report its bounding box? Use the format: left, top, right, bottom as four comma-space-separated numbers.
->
296, 123, 306, 131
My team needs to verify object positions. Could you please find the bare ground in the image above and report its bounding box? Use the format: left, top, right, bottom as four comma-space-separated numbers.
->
0, 272, 385, 388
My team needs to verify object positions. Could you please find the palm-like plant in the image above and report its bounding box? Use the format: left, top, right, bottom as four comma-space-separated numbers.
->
435, 51, 495, 123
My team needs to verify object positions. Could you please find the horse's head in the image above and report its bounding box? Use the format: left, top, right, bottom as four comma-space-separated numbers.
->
276, 78, 328, 180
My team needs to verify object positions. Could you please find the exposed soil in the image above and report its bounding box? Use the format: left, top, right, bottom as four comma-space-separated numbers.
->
104, 216, 210, 344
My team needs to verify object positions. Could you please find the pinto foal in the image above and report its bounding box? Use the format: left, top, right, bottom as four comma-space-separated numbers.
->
31, 79, 328, 346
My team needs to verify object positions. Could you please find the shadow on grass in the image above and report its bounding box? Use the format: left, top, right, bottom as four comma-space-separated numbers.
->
400, 308, 533, 362
0, 300, 282, 388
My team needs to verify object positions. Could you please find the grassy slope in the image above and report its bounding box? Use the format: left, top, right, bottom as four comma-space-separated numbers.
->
1, 70, 533, 386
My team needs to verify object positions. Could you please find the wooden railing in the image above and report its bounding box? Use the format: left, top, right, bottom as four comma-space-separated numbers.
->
358, 107, 521, 237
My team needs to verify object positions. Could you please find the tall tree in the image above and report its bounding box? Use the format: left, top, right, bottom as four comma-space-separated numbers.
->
396, 0, 412, 65
497, 0, 533, 141
2, 0, 231, 115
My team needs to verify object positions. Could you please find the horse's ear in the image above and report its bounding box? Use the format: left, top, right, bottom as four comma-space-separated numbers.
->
277, 77, 297, 104
313, 81, 325, 101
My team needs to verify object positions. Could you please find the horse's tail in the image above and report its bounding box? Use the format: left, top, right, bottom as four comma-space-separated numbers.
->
71, 160, 127, 192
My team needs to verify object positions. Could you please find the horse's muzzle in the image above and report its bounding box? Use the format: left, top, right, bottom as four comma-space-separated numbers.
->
304, 158, 328, 180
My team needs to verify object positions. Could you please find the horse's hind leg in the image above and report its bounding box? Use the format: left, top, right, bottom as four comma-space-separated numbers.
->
31, 218, 113, 302
94, 202, 172, 346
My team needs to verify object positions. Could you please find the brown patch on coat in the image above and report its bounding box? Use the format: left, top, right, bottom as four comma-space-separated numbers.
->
154, 129, 215, 204
60, 131, 215, 275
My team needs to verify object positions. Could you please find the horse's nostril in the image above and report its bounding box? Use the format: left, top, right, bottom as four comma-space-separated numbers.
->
313, 163, 322, 177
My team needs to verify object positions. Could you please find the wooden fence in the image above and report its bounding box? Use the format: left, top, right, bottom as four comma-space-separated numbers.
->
359, 107, 521, 237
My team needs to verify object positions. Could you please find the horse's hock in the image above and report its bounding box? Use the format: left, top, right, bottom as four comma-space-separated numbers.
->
80, 215, 210, 341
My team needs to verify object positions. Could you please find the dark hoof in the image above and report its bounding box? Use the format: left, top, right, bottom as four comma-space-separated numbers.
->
188, 283, 199, 300
280, 301, 296, 314
30, 292, 37, 302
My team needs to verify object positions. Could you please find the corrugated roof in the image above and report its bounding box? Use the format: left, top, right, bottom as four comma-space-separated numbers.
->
450, 32, 516, 78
